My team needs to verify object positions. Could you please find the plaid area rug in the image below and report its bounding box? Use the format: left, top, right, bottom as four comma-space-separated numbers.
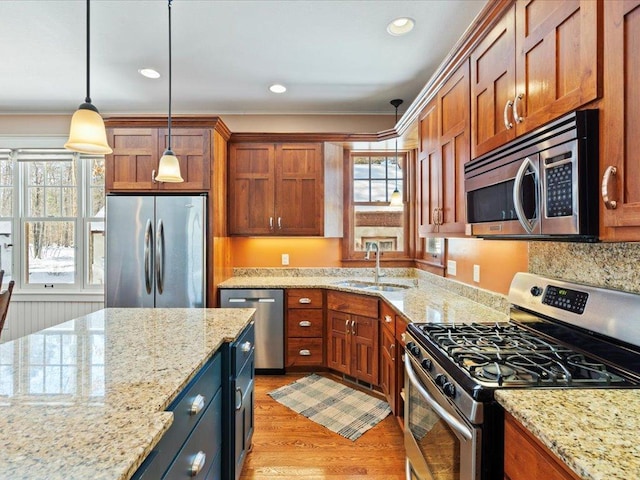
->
268, 374, 391, 441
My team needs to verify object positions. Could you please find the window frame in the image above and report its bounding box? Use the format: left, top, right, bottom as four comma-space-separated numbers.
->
343, 150, 412, 261
0, 144, 104, 292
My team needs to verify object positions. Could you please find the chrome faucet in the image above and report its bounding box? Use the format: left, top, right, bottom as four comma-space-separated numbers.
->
365, 242, 384, 284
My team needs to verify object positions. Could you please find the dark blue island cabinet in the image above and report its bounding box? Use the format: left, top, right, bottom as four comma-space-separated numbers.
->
222, 321, 256, 480
132, 321, 255, 480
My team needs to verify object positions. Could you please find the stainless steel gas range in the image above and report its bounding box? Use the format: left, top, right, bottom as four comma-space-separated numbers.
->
403, 272, 640, 480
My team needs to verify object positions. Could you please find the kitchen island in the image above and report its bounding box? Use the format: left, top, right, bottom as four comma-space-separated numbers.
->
0, 307, 255, 480
496, 389, 640, 480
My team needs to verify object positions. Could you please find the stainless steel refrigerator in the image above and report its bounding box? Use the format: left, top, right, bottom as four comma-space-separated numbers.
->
105, 195, 206, 308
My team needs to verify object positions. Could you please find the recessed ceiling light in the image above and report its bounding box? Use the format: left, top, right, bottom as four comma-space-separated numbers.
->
139, 68, 161, 79
387, 17, 415, 36
269, 84, 287, 94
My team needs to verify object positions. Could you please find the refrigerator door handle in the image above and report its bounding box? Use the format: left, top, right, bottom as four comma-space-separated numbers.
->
144, 219, 153, 294
156, 219, 165, 295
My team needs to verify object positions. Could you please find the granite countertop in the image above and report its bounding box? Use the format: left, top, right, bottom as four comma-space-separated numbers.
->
218, 274, 510, 325
496, 389, 640, 480
0, 307, 255, 480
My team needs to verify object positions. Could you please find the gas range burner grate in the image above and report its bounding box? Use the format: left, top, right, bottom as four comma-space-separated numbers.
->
413, 322, 627, 387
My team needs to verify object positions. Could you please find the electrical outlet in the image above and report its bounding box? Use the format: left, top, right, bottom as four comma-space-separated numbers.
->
447, 260, 457, 276
473, 264, 481, 283
281, 253, 289, 266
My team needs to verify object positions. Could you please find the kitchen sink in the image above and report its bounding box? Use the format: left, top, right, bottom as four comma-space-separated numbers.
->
364, 284, 407, 292
333, 280, 411, 292
333, 280, 372, 289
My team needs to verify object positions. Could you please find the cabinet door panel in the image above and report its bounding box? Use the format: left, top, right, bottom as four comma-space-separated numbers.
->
229, 144, 275, 235
601, 0, 640, 239
515, 0, 600, 134
106, 128, 158, 190
351, 315, 379, 386
417, 99, 439, 237
275, 143, 323, 235
326, 310, 350, 375
380, 324, 396, 412
471, 5, 516, 158
158, 128, 210, 191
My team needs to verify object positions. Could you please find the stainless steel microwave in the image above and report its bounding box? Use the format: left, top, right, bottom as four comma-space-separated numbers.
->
464, 110, 599, 241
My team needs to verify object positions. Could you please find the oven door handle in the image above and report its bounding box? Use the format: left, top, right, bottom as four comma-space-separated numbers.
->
512, 156, 538, 234
405, 356, 473, 441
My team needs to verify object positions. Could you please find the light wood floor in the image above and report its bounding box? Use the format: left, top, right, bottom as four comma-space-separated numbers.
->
239, 373, 406, 480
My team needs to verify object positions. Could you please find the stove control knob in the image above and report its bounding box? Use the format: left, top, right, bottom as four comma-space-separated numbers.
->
407, 342, 421, 357
530, 286, 543, 297
421, 358, 433, 371
435, 374, 447, 387
443, 382, 456, 398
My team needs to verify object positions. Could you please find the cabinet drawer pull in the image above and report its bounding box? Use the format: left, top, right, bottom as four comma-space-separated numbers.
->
503, 99, 514, 130
269, 216, 274, 230
345, 319, 350, 334
513, 93, 525, 124
351, 319, 356, 335
277, 216, 282, 229
299, 349, 311, 356
235, 387, 243, 410
601, 166, 618, 210
190, 451, 206, 477
390, 343, 396, 362
240, 341, 252, 353
299, 320, 312, 327
151, 169, 157, 184
189, 394, 206, 416
298, 297, 312, 304
384, 315, 393, 323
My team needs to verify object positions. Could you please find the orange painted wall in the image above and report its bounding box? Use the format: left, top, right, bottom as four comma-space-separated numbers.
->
231, 238, 342, 267
446, 238, 529, 295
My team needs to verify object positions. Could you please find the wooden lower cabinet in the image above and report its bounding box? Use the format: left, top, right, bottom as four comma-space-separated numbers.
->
504, 412, 581, 480
326, 291, 379, 385
380, 302, 397, 413
285, 289, 324, 368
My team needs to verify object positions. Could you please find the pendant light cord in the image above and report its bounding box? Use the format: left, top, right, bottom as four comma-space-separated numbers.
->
167, 0, 173, 151
85, 0, 91, 104
394, 105, 398, 190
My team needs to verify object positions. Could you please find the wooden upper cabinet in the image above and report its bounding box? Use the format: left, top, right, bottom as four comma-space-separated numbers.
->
418, 60, 470, 237
470, 4, 517, 159
600, 0, 640, 240
228, 143, 275, 235
229, 142, 323, 236
276, 144, 323, 235
471, 0, 601, 159
105, 127, 211, 191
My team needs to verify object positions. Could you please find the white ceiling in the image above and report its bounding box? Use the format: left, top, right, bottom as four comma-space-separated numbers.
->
1, 0, 486, 117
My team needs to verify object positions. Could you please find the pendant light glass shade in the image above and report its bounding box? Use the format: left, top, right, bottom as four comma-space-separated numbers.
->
155, 0, 184, 183
389, 188, 403, 206
65, 103, 112, 154
389, 98, 404, 206
155, 149, 183, 182
65, 0, 112, 155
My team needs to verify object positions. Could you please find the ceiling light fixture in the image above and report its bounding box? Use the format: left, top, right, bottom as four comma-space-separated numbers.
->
65, 0, 112, 155
155, 0, 183, 183
269, 84, 287, 94
139, 68, 161, 79
389, 98, 404, 207
387, 17, 415, 36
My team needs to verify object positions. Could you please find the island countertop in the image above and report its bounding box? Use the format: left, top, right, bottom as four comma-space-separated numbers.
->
496, 388, 640, 480
0, 307, 255, 480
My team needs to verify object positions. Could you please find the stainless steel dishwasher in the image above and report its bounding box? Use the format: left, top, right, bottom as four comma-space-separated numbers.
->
220, 289, 284, 373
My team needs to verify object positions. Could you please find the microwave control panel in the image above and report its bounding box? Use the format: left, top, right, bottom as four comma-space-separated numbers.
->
545, 152, 574, 218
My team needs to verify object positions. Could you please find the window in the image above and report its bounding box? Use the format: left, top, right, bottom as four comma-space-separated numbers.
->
0, 148, 104, 290
344, 152, 410, 260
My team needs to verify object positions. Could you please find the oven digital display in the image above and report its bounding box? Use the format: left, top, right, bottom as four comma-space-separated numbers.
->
542, 285, 588, 314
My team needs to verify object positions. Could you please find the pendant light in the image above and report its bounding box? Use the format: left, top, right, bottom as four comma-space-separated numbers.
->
389, 98, 404, 206
65, 0, 112, 155
155, 0, 184, 183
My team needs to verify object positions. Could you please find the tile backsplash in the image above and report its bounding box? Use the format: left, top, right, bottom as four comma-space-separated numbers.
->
529, 241, 640, 294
